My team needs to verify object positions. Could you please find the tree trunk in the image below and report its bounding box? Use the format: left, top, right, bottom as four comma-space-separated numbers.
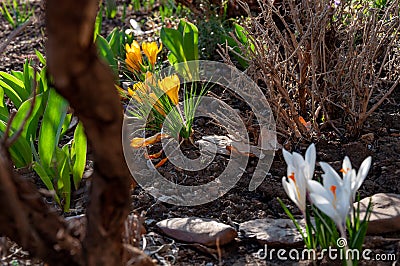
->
45, 0, 133, 264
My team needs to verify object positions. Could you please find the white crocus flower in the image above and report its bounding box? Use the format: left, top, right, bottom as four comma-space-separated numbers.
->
340, 156, 372, 201
282, 144, 316, 215
308, 161, 354, 235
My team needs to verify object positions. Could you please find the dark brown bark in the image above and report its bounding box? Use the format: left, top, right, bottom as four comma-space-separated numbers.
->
45, 0, 135, 264
0, 0, 155, 265
0, 146, 82, 265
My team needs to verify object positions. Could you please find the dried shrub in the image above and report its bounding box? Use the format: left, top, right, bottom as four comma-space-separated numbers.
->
220, 0, 400, 139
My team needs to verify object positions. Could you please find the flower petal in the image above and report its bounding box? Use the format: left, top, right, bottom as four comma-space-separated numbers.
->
309, 192, 339, 222
158, 75, 180, 105
320, 161, 343, 189
282, 177, 302, 211
282, 148, 293, 166
305, 143, 316, 179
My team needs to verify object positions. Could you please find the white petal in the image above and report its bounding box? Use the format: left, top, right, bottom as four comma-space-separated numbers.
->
282, 149, 293, 166
308, 180, 334, 202
309, 193, 339, 222
354, 156, 372, 191
336, 187, 352, 224
292, 152, 306, 170
342, 156, 352, 174
320, 162, 343, 189
282, 177, 301, 210
305, 144, 316, 179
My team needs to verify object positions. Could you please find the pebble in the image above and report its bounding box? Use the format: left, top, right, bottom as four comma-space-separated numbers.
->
239, 218, 306, 247
356, 193, 400, 234
156, 217, 237, 246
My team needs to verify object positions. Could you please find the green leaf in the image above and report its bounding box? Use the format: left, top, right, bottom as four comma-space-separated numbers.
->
0, 72, 29, 101
37, 67, 50, 94
11, 70, 23, 81
23, 60, 34, 94
160, 27, 186, 63
0, 120, 33, 168
277, 198, 308, 245
107, 28, 124, 58
35, 50, 46, 66
60, 113, 72, 138
105, 0, 117, 19
55, 147, 71, 212
0, 85, 4, 108
32, 162, 60, 204
96, 35, 118, 76
1, 2, 15, 28
93, 5, 103, 42
11, 93, 44, 142
0, 80, 23, 109
38, 89, 68, 169
71, 121, 87, 190
180, 20, 198, 61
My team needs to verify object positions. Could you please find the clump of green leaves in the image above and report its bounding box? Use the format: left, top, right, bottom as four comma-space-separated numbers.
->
160, 20, 199, 79
0, 52, 87, 212
104, 0, 117, 19
96, 27, 134, 76
0, 0, 34, 29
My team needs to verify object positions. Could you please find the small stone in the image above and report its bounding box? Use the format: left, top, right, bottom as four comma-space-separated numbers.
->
239, 218, 306, 247
356, 193, 400, 234
157, 217, 237, 247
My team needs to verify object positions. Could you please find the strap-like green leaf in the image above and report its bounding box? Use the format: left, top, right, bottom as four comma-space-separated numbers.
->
0, 120, 32, 168
96, 34, 118, 76
0, 72, 29, 101
11, 94, 44, 142
71, 121, 87, 190
32, 162, 60, 204
160, 27, 186, 63
38, 89, 68, 169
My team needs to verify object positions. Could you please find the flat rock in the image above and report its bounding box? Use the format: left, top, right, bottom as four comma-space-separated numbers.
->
239, 218, 306, 247
156, 217, 237, 247
356, 193, 400, 234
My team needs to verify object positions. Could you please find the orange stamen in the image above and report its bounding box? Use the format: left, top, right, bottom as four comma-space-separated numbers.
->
340, 167, 349, 174
330, 185, 337, 201
288, 172, 296, 183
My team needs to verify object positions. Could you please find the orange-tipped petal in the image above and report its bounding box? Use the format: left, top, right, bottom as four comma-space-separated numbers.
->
130, 133, 169, 148
155, 157, 168, 168
145, 150, 163, 159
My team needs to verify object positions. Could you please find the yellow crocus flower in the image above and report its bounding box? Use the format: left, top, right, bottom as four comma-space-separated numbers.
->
125, 40, 142, 72
158, 74, 180, 105
142, 42, 162, 67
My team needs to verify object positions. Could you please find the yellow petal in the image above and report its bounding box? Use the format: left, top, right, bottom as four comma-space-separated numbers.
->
127, 88, 135, 97
126, 40, 140, 53
125, 41, 142, 72
125, 52, 142, 72
130, 133, 168, 148
142, 42, 162, 67
158, 75, 180, 105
